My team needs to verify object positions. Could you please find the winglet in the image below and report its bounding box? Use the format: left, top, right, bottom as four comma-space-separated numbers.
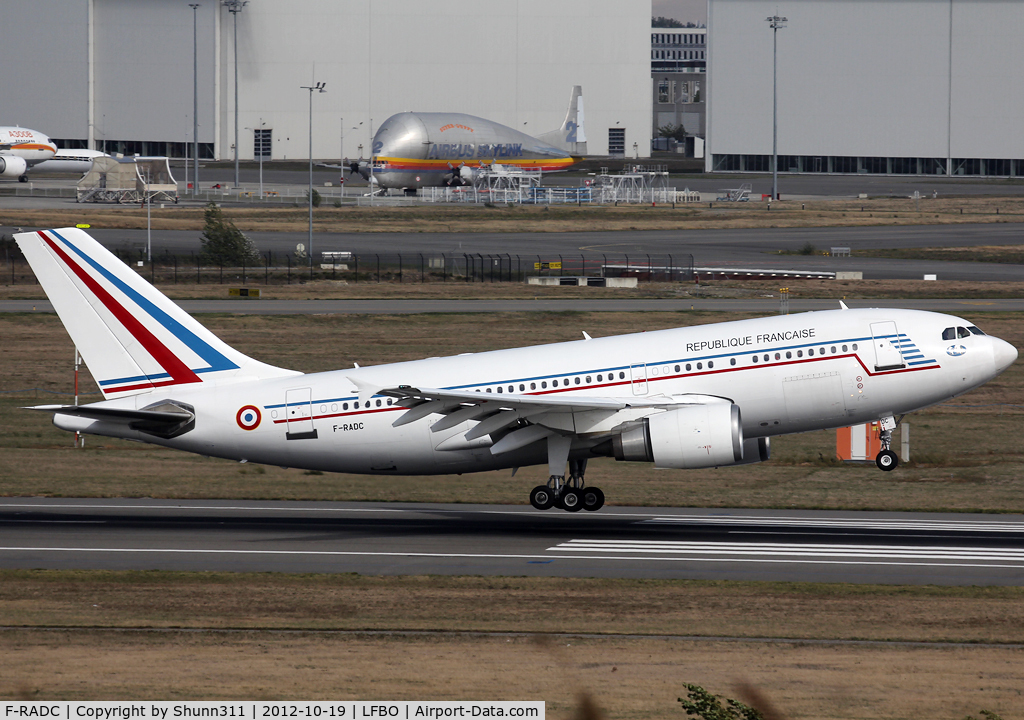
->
839, 300, 849, 310
582, 331, 592, 341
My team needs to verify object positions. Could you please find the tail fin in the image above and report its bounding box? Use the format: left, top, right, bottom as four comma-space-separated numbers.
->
16, 227, 298, 399
537, 85, 587, 155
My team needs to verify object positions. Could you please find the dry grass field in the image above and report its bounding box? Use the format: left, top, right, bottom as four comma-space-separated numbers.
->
3, 195, 1024, 235
2, 572, 1023, 718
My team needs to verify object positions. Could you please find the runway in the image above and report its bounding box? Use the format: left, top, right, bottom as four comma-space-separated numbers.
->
2, 498, 1022, 586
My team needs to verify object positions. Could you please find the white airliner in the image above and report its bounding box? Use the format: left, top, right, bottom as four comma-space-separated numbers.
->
0, 126, 57, 181
32, 148, 110, 175
15, 228, 1018, 512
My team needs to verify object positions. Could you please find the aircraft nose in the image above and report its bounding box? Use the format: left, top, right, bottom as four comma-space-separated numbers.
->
992, 337, 1018, 374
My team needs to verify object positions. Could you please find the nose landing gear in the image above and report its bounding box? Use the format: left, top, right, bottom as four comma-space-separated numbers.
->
875, 415, 901, 471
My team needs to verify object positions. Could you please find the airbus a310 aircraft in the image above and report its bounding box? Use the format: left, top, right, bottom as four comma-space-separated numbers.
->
16, 228, 1018, 511
0, 126, 57, 182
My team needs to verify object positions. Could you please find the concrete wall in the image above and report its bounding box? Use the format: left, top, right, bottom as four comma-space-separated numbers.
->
706, 0, 1024, 167
0, 1, 650, 159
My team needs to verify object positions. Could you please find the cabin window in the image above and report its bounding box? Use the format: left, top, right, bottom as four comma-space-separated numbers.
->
354, 401, 360, 409
774, 353, 781, 360
685, 364, 692, 371
574, 377, 581, 385
586, 376, 592, 383
497, 387, 503, 393
376, 399, 381, 407
619, 372, 626, 379
597, 374, 603, 382
696, 362, 703, 370
343, 403, 349, 410
531, 382, 536, 390
730, 358, 736, 366
752, 355, 758, 363
541, 381, 547, 388
797, 350, 803, 358
786, 351, 792, 359
674, 365, 680, 372
853, 343, 859, 350
508, 385, 514, 393
486, 388, 492, 393
387, 399, 393, 406
842, 345, 848, 352
957, 327, 971, 339
519, 384, 525, 391
708, 361, 714, 368
564, 379, 570, 386
831, 346, 837, 353
807, 348, 814, 356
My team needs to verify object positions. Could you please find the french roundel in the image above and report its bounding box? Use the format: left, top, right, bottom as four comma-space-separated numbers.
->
236, 405, 261, 430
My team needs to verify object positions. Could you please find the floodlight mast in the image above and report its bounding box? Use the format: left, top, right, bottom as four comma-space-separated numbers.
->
224, 0, 247, 189
189, 3, 200, 197
301, 81, 326, 273
767, 14, 786, 202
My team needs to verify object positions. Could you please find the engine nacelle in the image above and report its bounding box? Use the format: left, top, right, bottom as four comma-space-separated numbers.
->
0, 155, 28, 178
612, 403, 744, 469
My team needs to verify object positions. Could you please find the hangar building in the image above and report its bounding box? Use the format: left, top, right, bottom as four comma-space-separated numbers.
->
2, 0, 650, 161
707, 0, 1024, 176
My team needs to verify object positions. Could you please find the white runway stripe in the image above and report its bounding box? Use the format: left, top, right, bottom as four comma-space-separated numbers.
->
640, 516, 1024, 533
551, 539, 1024, 564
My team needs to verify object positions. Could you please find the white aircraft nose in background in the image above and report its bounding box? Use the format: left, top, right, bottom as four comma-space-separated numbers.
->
993, 337, 1019, 374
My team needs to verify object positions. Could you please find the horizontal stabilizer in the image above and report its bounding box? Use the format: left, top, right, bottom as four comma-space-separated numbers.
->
28, 400, 196, 439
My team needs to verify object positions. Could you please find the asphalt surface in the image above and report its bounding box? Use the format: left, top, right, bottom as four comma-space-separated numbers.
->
2, 297, 1023, 315
3, 223, 1022, 281
2, 498, 1022, 585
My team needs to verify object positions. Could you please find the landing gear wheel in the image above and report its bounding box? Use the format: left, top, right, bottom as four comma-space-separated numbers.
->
529, 485, 555, 510
18, 175, 28, 183
876, 449, 898, 471
560, 488, 582, 512
581, 487, 605, 512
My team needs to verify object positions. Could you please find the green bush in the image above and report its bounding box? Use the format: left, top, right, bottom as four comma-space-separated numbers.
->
199, 203, 262, 266
678, 685, 763, 720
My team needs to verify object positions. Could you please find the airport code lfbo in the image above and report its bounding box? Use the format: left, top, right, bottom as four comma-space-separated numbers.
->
1, 703, 543, 720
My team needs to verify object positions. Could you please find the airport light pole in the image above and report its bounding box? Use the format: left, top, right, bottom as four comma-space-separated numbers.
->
224, 0, 247, 189
302, 81, 326, 271
767, 14, 786, 201
190, 3, 200, 197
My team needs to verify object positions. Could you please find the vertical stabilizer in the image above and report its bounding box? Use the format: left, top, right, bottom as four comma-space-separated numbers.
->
15, 227, 298, 399
537, 86, 588, 155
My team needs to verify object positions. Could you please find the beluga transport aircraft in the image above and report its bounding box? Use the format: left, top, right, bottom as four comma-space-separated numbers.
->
350, 86, 587, 191
16, 228, 1019, 512
0, 126, 57, 182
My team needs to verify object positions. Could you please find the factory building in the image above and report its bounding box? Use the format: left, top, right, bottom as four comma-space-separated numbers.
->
706, 0, 1024, 176
651, 26, 706, 156
2, 0, 650, 161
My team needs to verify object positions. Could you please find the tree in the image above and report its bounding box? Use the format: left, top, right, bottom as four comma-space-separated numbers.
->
652, 16, 684, 28
199, 203, 261, 266
658, 124, 688, 143
678, 685, 763, 720
306, 187, 322, 208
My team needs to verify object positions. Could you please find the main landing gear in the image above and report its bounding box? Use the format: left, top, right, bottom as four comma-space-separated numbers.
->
875, 415, 900, 471
530, 461, 605, 512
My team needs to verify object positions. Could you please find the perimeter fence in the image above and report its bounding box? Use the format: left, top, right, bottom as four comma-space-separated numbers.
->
2, 250, 695, 286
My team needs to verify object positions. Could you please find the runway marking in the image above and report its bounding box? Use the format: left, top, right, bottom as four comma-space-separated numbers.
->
550, 539, 1024, 566
640, 516, 1024, 533
2, 544, 1024, 569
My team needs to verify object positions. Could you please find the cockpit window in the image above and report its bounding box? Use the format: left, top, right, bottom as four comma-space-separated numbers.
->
968, 326, 986, 336
942, 327, 956, 340
957, 327, 971, 339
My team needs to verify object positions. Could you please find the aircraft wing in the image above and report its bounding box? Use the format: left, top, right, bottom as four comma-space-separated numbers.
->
0, 141, 31, 151
375, 383, 710, 456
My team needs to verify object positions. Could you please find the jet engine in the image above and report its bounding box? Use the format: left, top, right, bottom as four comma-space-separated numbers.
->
610, 403, 747, 469
0, 155, 28, 178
